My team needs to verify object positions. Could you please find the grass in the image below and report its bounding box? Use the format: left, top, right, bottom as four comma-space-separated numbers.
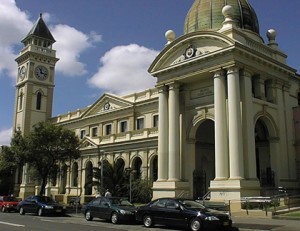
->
282, 211, 300, 217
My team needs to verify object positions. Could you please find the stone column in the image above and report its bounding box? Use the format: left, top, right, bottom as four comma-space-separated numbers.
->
227, 67, 244, 179
213, 70, 229, 180
168, 83, 180, 181
240, 70, 257, 179
157, 86, 168, 181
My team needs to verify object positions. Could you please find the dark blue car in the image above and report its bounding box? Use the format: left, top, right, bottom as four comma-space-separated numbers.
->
17, 195, 65, 216
136, 198, 232, 231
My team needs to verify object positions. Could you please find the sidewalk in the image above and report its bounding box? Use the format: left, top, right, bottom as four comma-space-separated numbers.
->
232, 215, 300, 231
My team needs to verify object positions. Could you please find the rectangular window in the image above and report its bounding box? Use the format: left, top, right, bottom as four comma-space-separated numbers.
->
136, 118, 144, 130
91, 127, 98, 137
153, 115, 159, 128
80, 130, 86, 139
105, 124, 112, 135
120, 121, 128, 133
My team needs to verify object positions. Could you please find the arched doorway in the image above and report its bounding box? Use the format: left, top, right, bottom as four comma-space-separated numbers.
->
85, 161, 93, 195
59, 164, 67, 194
194, 119, 215, 199
151, 156, 158, 182
132, 157, 142, 180
255, 119, 274, 187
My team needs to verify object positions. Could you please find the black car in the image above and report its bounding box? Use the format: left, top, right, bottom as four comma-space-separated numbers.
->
81, 197, 137, 224
136, 198, 232, 231
17, 195, 65, 216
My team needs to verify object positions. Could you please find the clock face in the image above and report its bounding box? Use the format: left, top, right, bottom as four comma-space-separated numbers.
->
35, 65, 48, 80
185, 45, 196, 59
104, 102, 110, 110
19, 66, 26, 80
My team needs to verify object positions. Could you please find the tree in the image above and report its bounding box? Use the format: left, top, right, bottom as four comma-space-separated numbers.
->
1, 121, 81, 196
86, 160, 128, 197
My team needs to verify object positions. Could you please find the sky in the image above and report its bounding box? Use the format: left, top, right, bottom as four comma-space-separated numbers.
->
1, 0, 300, 146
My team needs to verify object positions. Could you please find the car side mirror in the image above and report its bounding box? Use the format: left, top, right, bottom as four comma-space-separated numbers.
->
103, 202, 110, 207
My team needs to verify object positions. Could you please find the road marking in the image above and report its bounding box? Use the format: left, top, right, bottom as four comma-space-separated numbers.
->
0, 221, 25, 227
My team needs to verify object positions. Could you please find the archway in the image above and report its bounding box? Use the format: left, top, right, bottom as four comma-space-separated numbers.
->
255, 119, 273, 187
85, 161, 93, 195
150, 155, 158, 182
59, 164, 67, 194
132, 157, 142, 180
194, 119, 215, 199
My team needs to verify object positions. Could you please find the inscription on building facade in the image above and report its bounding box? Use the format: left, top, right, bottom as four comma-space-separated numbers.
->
190, 86, 214, 99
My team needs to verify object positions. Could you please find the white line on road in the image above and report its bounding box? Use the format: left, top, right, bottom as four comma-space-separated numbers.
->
0, 221, 25, 227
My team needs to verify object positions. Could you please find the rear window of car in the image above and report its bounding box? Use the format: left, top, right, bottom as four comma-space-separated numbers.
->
3, 197, 18, 202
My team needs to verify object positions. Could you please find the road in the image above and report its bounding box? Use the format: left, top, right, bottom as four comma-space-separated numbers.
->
0, 212, 300, 231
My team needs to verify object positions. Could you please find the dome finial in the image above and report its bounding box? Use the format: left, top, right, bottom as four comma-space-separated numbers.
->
267, 29, 279, 49
165, 30, 176, 46
39, 13, 42, 18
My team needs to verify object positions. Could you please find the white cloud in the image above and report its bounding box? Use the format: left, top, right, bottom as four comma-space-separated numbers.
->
52, 25, 102, 76
88, 44, 158, 95
0, 0, 32, 79
0, 127, 12, 146
0, 0, 102, 80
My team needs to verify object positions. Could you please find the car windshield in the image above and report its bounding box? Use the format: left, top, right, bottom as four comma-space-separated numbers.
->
109, 198, 133, 206
181, 200, 206, 209
36, 196, 54, 203
3, 197, 18, 202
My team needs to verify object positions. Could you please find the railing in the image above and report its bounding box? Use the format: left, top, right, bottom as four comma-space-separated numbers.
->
228, 193, 300, 216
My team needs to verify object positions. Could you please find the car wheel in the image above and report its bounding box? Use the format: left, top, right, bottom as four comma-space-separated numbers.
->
37, 208, 43, 216
19, 207, 25, 215
189, 218, 201, 231
85, 210, 93, 221
143, 215, 153, 228
1, 206, 6, 213
111, 212, 119, 224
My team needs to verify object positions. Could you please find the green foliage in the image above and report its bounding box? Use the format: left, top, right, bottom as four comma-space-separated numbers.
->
130, 179, 152, 203
86, 160, 128, 196
0, 121, 81, 196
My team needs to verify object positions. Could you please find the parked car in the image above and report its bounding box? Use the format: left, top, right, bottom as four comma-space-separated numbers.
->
81, 196, 137, 224
0, 196, 19, 212
17, 195, 65, 216
136, 198, 232, 231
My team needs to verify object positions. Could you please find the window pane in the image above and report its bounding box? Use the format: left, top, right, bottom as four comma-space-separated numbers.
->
137, 118, 144, 130
120, 121, 127, 133
153, 115, 158, 127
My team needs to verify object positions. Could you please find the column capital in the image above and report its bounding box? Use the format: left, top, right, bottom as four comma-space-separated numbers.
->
241, 69, 253, 78
168, 82, 180, 90
157, 85, 168, 93
213, 70, 225, 78
226, 66, 240, 75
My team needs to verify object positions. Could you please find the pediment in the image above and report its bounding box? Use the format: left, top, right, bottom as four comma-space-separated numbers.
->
82, 93, 133, 117
79, 137, 98, 149
149, 31, 235, 74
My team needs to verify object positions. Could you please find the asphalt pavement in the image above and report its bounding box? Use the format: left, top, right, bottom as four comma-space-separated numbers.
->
232, 215, 300, 231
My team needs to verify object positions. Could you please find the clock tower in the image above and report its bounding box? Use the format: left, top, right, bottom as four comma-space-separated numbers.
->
14, 14, 59, 136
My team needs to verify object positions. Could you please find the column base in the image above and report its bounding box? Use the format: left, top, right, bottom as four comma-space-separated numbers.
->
209, 179, 261, 201
19, 183, 35, 199
152, 180, 190, 200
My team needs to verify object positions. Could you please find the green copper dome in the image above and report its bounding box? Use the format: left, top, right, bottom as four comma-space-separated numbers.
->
184, 0, 259, 34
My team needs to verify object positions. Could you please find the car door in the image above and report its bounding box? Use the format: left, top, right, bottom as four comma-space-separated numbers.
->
88, 198, 101, 218
163, 199, 186, 226
150, 199, 168, 224
99, 197, 113, 220
22, 196, 35, 213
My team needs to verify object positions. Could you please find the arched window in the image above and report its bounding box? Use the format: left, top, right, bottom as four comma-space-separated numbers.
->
36, 92, 42, 110
72, 162, 78, 187
19, 92, 23, 110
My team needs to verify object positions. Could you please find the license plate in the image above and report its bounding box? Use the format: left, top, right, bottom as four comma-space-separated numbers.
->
56, 209, 62, 212
223, 221, 230, 226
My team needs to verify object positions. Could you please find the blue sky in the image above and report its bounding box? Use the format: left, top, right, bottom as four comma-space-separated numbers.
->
1, 0, 300, 145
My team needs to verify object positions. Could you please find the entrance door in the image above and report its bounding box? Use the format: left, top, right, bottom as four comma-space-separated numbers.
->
194, 120, 215, 199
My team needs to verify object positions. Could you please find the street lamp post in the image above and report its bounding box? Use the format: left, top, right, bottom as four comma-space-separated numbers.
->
125, 167, 136, 203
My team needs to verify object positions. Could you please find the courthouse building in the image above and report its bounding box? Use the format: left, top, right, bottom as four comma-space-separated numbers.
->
14, 0, 300, 202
